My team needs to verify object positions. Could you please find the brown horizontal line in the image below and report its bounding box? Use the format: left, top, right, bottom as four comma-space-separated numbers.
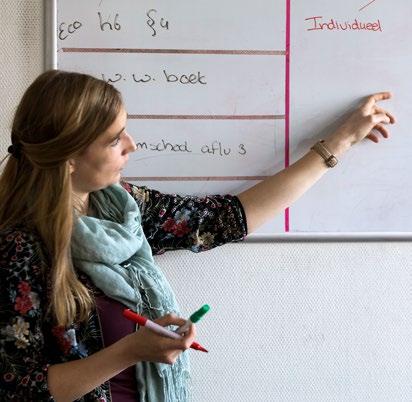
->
123, 176, 269, 181
62, 47, 286, 56
127, 114, 285, 120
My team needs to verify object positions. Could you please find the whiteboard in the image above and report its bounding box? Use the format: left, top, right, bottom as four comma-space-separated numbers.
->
48, 0, 412, 238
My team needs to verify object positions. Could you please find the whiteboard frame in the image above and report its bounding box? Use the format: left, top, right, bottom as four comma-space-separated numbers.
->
245, 233, 412, 242
44, 0, 412, 242
44, 0, 57, 70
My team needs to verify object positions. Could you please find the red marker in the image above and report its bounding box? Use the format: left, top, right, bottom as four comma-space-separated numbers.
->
123, 309, 208, 353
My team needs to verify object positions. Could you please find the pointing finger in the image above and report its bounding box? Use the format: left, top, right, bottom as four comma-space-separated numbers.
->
364, 92, 393, 110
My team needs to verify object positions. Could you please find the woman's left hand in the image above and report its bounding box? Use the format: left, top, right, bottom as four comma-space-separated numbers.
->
324, 92, 396, 156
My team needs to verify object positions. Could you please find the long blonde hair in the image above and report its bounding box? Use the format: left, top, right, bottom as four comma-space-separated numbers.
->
0, 70, 123, 326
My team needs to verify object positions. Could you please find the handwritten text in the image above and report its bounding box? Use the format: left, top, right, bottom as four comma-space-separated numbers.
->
135, 139, 247, 157
305, 16, 383, 32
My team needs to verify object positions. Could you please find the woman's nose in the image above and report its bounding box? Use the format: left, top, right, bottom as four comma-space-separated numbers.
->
124, 132, 137, 153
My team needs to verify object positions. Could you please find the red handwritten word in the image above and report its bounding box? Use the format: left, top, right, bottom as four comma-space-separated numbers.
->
305, 16, 383, 32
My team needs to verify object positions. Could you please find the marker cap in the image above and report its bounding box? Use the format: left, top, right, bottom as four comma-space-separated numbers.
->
189, 304, 210, 323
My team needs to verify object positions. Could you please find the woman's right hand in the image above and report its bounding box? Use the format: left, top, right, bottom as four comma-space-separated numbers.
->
126, 313, 197, 365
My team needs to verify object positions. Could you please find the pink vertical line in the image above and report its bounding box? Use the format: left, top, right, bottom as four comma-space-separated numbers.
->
284, 0, 291, 232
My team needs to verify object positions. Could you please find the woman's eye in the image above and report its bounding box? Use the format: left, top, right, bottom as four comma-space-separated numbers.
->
111, 137, 120, 146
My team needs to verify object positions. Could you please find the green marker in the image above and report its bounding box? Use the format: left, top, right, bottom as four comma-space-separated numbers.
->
176, 304, 210, 334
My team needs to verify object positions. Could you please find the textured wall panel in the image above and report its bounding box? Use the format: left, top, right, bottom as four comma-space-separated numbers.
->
0, 0, 44, 157
158, 243, 412, 402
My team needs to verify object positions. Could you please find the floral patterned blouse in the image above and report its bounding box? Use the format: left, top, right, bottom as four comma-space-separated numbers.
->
0, 182, 247, 401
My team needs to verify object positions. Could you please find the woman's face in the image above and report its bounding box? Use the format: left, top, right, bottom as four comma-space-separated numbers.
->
70, 106, 136, 195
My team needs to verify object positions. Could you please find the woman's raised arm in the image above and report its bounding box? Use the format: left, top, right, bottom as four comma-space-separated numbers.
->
237, 92, 395, 233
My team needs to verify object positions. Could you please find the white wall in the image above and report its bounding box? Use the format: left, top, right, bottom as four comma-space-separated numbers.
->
1, 2, 411, 401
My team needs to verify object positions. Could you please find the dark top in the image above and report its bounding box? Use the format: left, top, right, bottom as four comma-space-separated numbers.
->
95, 295, 137, 402
0, 182, 247, 401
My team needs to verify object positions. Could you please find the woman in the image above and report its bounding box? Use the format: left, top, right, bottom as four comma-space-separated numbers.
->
0, 70, 394, 401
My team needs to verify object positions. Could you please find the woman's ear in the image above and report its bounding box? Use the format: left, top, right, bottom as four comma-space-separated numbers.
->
68, 159, 76, 174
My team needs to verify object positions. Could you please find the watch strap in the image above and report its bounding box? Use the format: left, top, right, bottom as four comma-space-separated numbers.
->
310, 140, 338, 168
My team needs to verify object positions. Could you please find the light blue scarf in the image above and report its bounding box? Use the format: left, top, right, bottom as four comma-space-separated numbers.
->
71, 184, 190, 402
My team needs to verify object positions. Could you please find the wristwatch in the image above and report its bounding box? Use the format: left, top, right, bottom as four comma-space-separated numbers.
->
310, 140, 338, 168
